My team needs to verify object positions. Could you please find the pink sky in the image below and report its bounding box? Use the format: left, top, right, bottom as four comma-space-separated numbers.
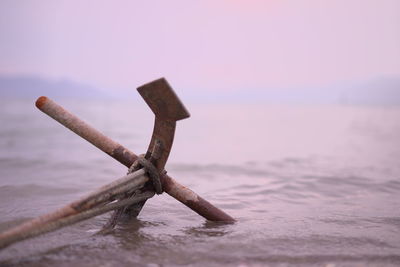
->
0, 0, 399, 92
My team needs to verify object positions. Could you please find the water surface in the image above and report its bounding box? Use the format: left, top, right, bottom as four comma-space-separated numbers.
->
0, 99, 399, 266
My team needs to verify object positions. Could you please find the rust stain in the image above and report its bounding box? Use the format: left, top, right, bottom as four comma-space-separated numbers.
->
112, 145, 137, 168
137, 78, 190, 121
162, 175, 235, 222
186, 198, 235, 222
35, 96, 48, 109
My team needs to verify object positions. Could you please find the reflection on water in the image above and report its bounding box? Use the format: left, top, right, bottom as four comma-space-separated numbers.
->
0, 99, 400, 266
183, 221, 233, 238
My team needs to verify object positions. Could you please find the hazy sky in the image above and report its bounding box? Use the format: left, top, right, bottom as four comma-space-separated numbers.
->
0, 0, 399, 92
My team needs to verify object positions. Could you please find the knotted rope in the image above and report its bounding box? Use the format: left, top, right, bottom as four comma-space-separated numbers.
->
101, 143, 166, 232
128, 155, 165, 195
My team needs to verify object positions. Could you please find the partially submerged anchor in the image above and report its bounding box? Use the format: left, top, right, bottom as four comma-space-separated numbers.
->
0, 78, 234, 249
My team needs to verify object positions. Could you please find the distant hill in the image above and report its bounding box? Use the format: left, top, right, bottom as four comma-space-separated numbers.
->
341, 77, 400, 105
0, 75, 110, 99
1, 74, 399, 105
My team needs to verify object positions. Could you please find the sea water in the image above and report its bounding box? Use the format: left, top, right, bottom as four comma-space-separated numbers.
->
0, 98, 399, 266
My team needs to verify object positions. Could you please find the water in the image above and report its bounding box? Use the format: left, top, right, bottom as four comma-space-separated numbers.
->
0, 98, 399, 266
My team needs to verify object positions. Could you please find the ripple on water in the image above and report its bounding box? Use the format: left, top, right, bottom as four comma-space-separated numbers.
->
1, 103, 400, 266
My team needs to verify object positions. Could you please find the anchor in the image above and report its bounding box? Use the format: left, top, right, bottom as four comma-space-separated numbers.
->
0, 78, 234, 249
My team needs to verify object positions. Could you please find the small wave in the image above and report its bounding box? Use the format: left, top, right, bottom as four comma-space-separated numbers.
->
169, 163, 272, 178
0, 184, 78, 200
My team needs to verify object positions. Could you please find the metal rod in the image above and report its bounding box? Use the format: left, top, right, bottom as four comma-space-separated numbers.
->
71, 169, 148, 211
0, 191, 154, 249
0, 168, 149, 249
36, 96, 235, 222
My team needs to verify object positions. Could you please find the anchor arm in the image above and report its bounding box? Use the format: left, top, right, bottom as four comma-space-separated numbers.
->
137, 77, 190, 172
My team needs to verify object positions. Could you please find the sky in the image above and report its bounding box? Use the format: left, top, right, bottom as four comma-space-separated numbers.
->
0, 0, 399, 95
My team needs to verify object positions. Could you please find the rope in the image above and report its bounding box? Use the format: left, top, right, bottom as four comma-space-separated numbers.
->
100, 149, 165, 232
128, 139, 166, 194
129, 155, 164, 194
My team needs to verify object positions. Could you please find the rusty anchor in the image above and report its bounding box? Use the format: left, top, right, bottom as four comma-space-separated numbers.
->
0, 78, 234, 250
102, 78, 191, 228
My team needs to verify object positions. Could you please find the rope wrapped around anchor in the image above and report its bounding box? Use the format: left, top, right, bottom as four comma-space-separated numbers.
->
129, 155, 164, 195
101, 141, 166, 232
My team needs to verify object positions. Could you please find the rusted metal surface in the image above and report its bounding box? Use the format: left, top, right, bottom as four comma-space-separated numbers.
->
137, 78, 190, 121
137, 78, 190, 172
162, 175, 235, 222
35, 95, 235, 222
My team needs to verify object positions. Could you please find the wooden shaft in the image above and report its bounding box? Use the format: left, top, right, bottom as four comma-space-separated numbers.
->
35, 96, 235, 222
